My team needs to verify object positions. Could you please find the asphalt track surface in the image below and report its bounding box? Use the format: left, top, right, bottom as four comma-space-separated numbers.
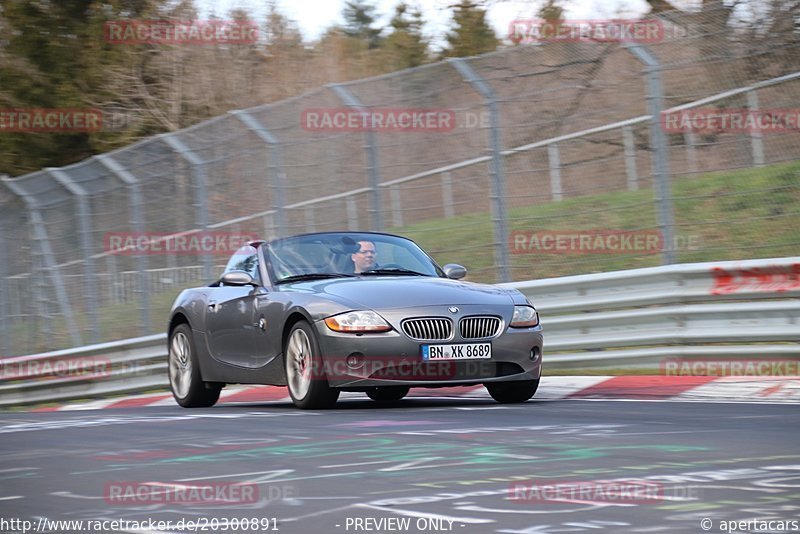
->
1, 396, 799, 534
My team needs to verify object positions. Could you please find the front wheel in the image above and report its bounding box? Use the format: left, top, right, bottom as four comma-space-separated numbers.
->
169, 324, 221, 408
284, 321, 340, 409
365, 386, 410, 402
485, 379, 539, 404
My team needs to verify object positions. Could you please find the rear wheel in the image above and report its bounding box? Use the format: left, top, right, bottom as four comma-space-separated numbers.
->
169, 324, 221, 408
485, 379, 539, 404
365, 386, 410, 402
284, 321, 340, 409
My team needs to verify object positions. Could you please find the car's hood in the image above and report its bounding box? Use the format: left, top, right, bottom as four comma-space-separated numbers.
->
280, 276, 518, 310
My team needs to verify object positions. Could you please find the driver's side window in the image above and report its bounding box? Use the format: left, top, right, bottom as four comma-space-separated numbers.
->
223, 245, 260, 284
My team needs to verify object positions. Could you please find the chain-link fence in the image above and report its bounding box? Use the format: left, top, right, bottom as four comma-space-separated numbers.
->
2, 6, 799, 355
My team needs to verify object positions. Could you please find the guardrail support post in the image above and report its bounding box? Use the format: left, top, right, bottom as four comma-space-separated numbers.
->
450, 58, 511, 283
622, 126, 639, 191
329, 84, 383, 232
231, 111, 288, 237
625, 43, 676, 265
96, 154, 151, 334
47, 168, 99, 344
161, 135, 213, 282
746, 90, 765, 167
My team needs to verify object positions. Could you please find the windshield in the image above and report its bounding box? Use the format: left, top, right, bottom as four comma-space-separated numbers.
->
265, 233, 443, 283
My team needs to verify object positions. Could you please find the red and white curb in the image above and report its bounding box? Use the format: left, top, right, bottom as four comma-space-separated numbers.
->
29, 375, 800, 412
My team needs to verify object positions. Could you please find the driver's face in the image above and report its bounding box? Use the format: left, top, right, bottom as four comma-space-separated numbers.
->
352, 241, 377, 273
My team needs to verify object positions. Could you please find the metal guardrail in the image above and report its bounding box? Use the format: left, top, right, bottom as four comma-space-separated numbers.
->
1, 257, 798, 407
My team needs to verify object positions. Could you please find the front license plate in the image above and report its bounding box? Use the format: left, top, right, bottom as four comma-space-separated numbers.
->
422, 343, 492, 361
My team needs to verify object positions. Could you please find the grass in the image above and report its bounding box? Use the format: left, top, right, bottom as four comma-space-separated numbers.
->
397, 160, 800, 281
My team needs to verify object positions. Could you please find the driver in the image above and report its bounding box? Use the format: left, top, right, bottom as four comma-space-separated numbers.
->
351, 240, 377, 274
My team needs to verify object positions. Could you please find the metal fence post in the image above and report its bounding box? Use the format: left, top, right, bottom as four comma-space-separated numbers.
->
105, 254, 118, 305
441, 172, 455, 219
684, 131, 699, 175
547, 143, 563, 201
263, 213, 275, 240
622, 126, 639, 191
346, 197, 359, 230
30, 236, 46, 350
47, 168, 99, 343
450, 58, 511, 283
7, 193, 81, 347
390, 186, 403, 228
161, 135, 213, 281
305, 206, 316, 232
625, 44, 676, 265
231, 111, 288, 237
746, 90, 765, 167
96, 154, 151, 334
329, 84, 383, 231
0, 216, 9, 356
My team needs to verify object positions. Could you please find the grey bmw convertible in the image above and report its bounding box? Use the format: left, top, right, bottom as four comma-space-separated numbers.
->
167, 231, 542, 409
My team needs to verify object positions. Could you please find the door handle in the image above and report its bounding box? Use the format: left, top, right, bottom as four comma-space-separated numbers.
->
208, 302, 218, 311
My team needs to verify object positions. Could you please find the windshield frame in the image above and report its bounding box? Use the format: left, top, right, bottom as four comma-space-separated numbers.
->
264, 232, 446, 285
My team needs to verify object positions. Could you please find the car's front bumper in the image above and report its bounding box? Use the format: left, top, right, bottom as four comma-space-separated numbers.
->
314, 305, 542, 389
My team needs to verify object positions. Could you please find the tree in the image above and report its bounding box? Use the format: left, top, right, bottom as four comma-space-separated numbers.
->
443, 0, 499, 58
258, 2, 310, 99
381, 2, 429, 70
343, 0, 382, 49
0, 0, 169, 176
510, 0, 564, 45
538, 0, 564, 24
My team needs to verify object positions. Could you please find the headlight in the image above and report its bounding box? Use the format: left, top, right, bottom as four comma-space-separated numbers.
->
324, 311, 391, 333
510, 306, 539, 328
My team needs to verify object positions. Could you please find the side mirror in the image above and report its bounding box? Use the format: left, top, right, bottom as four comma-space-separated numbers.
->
221, 271, 256, 286
443, 263, 467, 280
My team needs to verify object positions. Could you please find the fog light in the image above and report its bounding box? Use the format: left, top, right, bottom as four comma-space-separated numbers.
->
530, 347, 540, 362
346, 353, 365, 369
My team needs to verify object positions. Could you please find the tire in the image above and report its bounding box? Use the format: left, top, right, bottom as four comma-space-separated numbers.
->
284, 321, 340, 409
169, 324, 221, 408
485, 379, 539, 404
365, 386, 410, 402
